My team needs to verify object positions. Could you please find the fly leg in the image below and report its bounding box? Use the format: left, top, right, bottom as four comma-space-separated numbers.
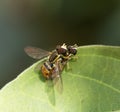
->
65, 61, 72, 71
70, 55, 78, 62
65, 56, 78, 71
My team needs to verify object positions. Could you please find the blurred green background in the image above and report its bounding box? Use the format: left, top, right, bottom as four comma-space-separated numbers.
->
0, 0, 120, 88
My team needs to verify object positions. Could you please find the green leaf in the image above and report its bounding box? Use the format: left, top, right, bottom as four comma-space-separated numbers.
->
0, 45, 120, 112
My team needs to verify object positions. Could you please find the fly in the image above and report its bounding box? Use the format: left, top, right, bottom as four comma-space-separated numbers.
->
24, 44, 78, 93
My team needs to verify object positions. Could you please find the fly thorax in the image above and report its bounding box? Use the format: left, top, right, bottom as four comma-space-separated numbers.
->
49, 51, 59, 63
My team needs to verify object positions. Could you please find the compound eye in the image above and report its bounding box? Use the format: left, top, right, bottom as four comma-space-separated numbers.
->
71, 49, 77, 55
61, 48, 67, 56
67, 45, 77, 55
56, 45, 67, 56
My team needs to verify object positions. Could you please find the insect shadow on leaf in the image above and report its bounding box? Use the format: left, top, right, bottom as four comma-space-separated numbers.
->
34, 61, 56, 105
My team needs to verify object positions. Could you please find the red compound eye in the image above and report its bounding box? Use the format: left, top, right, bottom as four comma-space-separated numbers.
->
67, 45, 77, 55
56, 45, 67, 56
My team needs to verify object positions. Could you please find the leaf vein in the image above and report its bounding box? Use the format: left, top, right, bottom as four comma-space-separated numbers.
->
68, 73, 120, 94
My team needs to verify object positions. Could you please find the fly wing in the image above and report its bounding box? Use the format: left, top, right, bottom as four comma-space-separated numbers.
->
45, 79, 55, 105
24, 46, 50, 59
53, 74, 63, 94
53, 61, 63, 94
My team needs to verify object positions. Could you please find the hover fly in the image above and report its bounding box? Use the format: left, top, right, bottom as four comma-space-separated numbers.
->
24, 44, 78, 93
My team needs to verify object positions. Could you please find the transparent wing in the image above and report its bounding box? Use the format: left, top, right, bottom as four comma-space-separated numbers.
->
53, 75, 63, 94
45, 79, 55, 105
53, 61, 63, 94
24, 46, 50, 59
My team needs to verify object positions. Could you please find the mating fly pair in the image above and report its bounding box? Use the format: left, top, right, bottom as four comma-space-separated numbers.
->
24, 43, 77, 93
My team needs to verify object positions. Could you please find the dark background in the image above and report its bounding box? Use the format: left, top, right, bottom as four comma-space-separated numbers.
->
0, 0, 120, 88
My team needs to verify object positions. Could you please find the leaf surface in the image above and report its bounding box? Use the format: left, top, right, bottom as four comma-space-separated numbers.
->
0, 45, 120, 112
